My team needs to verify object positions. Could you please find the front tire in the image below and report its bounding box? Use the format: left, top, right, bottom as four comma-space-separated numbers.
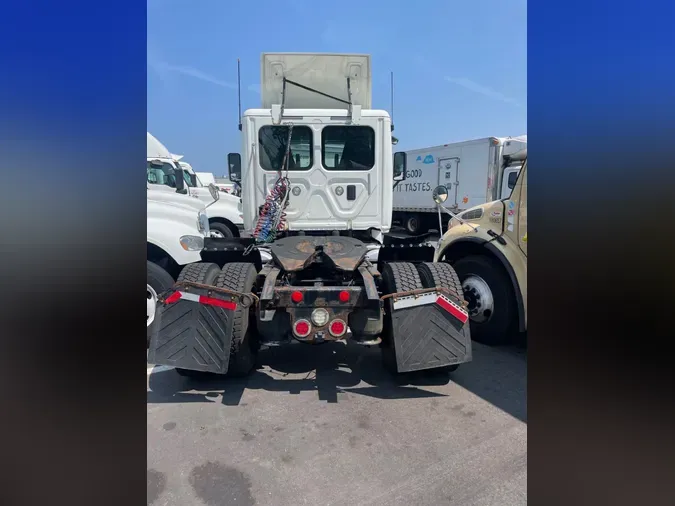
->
209, 222, 234, 238
452, 255, 515, 346
147, 261, 175, 348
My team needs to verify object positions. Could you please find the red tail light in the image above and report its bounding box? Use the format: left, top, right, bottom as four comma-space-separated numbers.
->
328, 319, 347, 337
338, 290, 350, 302
291, 291, 303, 303
294, 319, 311, 337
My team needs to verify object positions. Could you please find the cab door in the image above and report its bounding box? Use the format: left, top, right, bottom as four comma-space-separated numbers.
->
504, 160, 527, 256
501, 167, 520, 200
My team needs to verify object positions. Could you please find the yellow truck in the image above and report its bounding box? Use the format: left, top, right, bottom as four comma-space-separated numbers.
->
433, 158, 527, 345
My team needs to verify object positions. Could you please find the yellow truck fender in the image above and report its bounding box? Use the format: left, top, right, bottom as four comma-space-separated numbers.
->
437, 237, 526, 333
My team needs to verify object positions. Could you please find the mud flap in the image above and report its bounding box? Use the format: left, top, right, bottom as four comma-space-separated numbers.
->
385, 291, 472, 373
147, 287, 237, 374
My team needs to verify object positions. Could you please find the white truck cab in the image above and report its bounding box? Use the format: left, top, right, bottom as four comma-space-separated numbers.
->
147, 132, 244, 237
227, 54, 402, 242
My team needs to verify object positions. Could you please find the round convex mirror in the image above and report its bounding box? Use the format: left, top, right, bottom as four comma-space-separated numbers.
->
208, 183, 220, 201
432, 185, 449, 204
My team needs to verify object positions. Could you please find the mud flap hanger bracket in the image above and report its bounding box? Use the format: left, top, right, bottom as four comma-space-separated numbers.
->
382, 287, 470, 324
159, 281, 259, 308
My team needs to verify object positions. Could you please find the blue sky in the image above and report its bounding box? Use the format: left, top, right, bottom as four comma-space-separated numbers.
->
148, 0, 526, 176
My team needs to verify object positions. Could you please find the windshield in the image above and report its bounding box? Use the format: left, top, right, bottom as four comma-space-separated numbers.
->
258, 125, 313, 171
147, 161, 180, 188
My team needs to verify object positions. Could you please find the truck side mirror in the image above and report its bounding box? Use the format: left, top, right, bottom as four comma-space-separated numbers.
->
228, 153, 242, 183
174, 167, 187, 194
207, 183, 220, 203
393, 152, 407, 181
432, 185, 449, 204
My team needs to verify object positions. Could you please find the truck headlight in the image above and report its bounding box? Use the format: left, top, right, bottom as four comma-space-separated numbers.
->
180, 235, 204, 251
197, 211, 210, 235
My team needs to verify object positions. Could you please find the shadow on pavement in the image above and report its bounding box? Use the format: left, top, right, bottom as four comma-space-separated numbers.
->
148, 337, 526, 422
148, 342, 451, 406
451, 338, 527, 423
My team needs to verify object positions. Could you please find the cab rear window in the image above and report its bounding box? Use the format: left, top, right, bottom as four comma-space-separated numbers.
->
321, 126, 375, 170
258, 126, 313, 171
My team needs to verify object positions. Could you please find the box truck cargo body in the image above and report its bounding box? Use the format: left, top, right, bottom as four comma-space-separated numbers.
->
393, 136, 526, 234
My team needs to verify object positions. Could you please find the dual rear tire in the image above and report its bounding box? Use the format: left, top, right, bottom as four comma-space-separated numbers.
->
380, 261, 467, 374
173, 262, 259, 378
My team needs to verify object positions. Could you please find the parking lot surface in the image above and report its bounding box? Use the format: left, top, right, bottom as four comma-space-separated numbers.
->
147, 340, 526, 506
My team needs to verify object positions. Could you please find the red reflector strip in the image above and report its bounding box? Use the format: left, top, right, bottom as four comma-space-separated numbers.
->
435, 296, 469, 324
164, 291, 182, 304
198, 295, 237, 311
164, 290, 237, 310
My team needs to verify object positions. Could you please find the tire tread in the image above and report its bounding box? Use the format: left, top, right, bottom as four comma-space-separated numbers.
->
416, 262, 466, 304
215, 262, 259, 376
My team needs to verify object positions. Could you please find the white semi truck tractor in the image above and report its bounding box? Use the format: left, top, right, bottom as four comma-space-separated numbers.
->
148, 53, 472, 377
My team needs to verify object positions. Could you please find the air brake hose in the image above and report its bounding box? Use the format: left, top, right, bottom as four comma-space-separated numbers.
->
252, 125, 294, 243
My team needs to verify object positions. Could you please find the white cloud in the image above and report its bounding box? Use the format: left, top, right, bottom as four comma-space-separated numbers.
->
444, 77, 520, 106
150, 60, 237, 89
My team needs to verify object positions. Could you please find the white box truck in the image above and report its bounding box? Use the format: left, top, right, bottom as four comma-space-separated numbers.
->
393, 136, 527, 234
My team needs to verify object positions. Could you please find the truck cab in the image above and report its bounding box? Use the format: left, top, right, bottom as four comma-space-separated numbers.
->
434, 157, 527, 345
146, 132, 244, 238
233, 108, 396, 236
228, 53, 402, 241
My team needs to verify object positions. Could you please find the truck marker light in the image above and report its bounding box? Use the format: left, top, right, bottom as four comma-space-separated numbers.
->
338, 290, 350, 302
291, 291, 303, 303
328, 319, 347, 337
294, 319, 311, 337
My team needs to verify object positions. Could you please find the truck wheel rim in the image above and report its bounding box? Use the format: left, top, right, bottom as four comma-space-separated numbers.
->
147, 284, 158, 327
462, 275, 494, 323
209, 230, 225, 238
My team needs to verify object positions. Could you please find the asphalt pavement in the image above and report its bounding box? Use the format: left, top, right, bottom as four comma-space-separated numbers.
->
147, 339, 527, 506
